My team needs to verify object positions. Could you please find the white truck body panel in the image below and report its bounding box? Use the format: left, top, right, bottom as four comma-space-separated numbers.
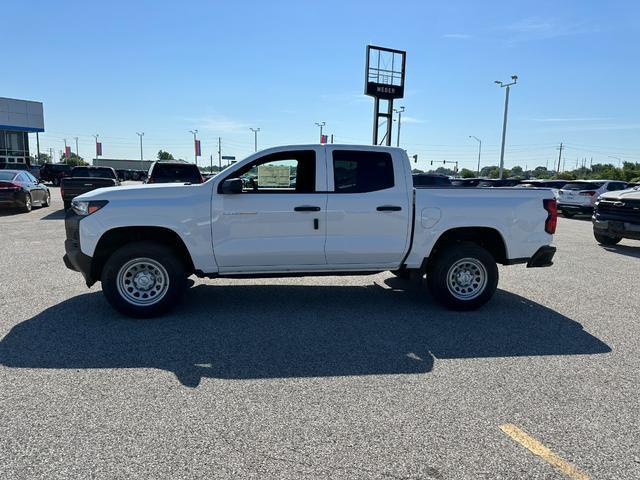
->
75, 144, 554, 276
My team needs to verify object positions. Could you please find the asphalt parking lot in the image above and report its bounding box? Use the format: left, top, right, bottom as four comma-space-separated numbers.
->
1, 188, 638, 480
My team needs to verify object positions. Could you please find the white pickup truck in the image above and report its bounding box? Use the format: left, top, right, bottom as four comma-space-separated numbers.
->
63, 145, 557, 318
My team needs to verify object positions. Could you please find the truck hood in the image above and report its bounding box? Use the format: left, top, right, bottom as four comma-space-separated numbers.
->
599, 187, 640, 201
74, 182, 209, 202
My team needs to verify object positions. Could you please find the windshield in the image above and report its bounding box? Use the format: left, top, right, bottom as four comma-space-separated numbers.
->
562, 182, 603, 191
72, 167, 116, 179
0, 172, 17, 181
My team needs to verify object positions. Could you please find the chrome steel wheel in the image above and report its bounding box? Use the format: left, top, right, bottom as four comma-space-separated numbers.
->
446, 257, 487, 300
116, 258, 170, 306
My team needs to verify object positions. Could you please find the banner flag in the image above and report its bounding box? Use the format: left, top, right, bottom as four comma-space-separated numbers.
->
195, 139, 201, 157
65, 146, 71, 158
96, 142, 102, 156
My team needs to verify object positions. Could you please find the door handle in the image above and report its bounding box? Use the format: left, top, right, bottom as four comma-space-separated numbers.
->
377, 205, 402, 211
294, 206, 321, 212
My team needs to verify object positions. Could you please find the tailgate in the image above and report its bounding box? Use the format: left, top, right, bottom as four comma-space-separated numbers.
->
61, 178, 116, 197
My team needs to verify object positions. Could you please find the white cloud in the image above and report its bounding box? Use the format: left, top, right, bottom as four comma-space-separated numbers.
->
400, 116, 424, 124
504, 17, 599, 44
181, 115, 251, 134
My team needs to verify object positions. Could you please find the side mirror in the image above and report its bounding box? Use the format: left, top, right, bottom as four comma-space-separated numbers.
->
221, 178, 243, 194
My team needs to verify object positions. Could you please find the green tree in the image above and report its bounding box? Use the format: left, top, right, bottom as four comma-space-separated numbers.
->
510, 165, 524, 177
411, 168, 424, 174
459, 168, 476, 178
157, 150, 175, 160
36, 152, 52, 165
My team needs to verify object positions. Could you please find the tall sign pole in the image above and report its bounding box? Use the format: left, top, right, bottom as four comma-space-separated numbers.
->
365, 45, 406, 146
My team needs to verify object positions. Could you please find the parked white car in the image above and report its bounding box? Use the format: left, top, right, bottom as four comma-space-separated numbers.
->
518, 180, 569, 200
558, 180, 628, 217
63, 145, 558, 317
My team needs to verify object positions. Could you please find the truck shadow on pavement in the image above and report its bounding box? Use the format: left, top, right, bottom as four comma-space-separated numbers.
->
600, 244, 640, 258
0, 281, 611, 387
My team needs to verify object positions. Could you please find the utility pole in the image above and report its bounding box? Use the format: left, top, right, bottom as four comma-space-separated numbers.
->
36, 132, 40, 165
393, 106, 405, 147
74, 137, 79, 162
210, 154, 213, 173
556, 142, 563, 173
48, 147, 53, 164
315, 122, 326, 142
250, 128, 260, 152
218, 137, 222, 170
495, 75, 518, 179
469, 136, 482, 176
136, 132, 144, 171
330, 134, 334, 144
189, 130, 198, 164
63, 139, 68, 163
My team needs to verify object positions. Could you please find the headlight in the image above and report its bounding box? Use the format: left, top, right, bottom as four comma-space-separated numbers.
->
71, 200, 109, 216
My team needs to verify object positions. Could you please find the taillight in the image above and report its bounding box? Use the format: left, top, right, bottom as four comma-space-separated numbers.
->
0, 181, 21, 191
543, 198, 557, 234
579, 191, 596, 196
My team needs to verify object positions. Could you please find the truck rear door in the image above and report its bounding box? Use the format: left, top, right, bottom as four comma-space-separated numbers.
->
324, 147, 412, 267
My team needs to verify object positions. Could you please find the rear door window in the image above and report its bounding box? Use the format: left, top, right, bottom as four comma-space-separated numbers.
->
332, 150, 394, 193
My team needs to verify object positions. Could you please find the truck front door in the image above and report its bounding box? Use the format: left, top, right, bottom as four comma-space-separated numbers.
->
212, 148, 328, 269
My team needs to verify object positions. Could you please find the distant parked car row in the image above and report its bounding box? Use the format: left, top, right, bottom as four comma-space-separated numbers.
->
115, 169, 148, 182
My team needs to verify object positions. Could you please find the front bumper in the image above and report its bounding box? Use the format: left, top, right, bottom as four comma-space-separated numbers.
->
593, 218, 640, 240
527, 245, 556, 268
63, 209, 96, 286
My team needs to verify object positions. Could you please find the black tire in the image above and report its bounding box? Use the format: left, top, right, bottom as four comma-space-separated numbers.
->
63, 200, 71, 210
42, 191, 51, 207
594, 231, 622, 245
427, 243, 498, 311
562, 211, 575, 218
22, 193, 32, 213
101, 241, 187, 318
390, 267, 411, 280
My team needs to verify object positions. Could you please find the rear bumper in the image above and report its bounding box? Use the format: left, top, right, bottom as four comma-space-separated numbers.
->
526, 246, 556, 268
593, 218, 640, 240
558, 203, 593, 214
63, 209, 96, 286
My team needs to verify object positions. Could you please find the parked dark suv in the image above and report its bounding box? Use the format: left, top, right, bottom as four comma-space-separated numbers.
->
592, 185, 640, 245
146, 161, 203, 184
40, 163, 72, 186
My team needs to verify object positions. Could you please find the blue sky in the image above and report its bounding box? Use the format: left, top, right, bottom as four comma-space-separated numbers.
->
5, 0, 639, 171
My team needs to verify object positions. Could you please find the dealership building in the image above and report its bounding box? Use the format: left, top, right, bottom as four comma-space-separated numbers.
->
0, 96, 45, 167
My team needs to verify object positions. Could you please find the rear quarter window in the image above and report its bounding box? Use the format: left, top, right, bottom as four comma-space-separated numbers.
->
562, 182, 603, 191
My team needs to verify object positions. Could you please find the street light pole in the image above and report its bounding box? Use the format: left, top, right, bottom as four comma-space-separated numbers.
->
136, 132, 144, 171
469, 136, 482, 176
189, 129, 198, 164
393, 106, 405, 147
608, 155, 622, 168
74, 137, 79, 162
495, 75, 518, 179
250, 128, 260, 152
315, 122, 326, 142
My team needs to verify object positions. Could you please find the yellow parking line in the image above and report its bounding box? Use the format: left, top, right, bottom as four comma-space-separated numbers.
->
499, 424, 590, 480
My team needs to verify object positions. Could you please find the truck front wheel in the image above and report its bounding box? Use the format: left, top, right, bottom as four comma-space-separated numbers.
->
427, 244, 498, 311
101, 241, 187, 318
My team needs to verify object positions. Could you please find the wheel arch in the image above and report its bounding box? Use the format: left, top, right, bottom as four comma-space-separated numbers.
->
424, 226, 508, 269
91, 226, 195, 282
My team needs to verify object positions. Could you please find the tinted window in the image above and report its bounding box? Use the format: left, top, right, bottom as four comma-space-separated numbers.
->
563, 182, 603, 191
151, 163, 202, 183
25, 172, 37, 182
333, 150, 394, 193
0, 172, 17, 181
607, 182, 627, 191
223, 150, 316, 193
17, 173, 29, 182
72, 167, 116, 179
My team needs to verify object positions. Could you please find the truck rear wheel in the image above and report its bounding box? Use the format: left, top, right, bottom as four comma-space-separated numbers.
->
101, 241, 187, 318
427, 243, 498, 311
